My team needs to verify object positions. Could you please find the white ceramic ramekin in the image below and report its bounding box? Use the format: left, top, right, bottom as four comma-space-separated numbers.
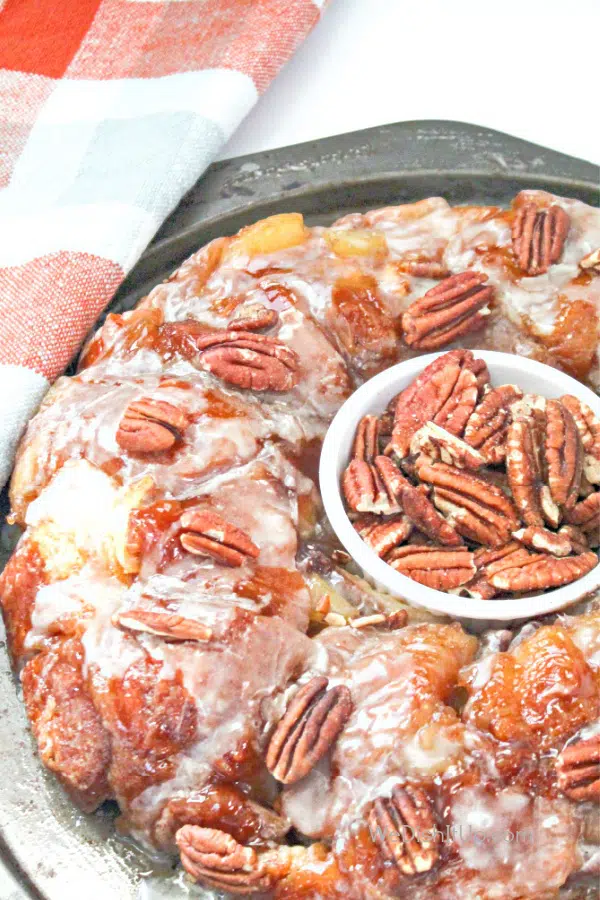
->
319, 351, 600, 623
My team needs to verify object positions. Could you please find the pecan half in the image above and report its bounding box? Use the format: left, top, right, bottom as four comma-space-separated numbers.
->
402, 271, 493, 349
566, 492, 600, 546
561, 395, 600, 484
480, 545, 533, 585
386, 545, 476, 590
558, 524, 589, 555
374, 456, 462, 546
116, 398, 189, 453
266, 676, 353, 784
464, 384, 524, 464
353, 415, 381, 463
506, 411, 561, 528
368, 785, 440, 875
418, 461, 519, 548
512, 526, 572, 557
463, 542, 524, 599
342, 459, 399, 515
180, 510, 260, 566
230, 303, 279, 332
432, 366, 485, 436
355, 514, 413, 557
556, 734, 600, 802
579, 248, 600, 275
476, 541, 523, 567
401, 482, 463, 547
387, 350, 488, 459
545, 400, 582, 512
176, 826, 273, 893
512, 203, 570, 275
410, 422, 485, 470
114, 609, 212, 642
194, 330, 299, 391
343, 459, 378, 513
487, 549, 597, 592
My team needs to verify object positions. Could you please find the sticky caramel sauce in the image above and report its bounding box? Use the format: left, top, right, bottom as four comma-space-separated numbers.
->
101, 661, 198, 802
0, 540, 48, 664
263, 282, 299, 311
329, 274, 397, 360
154, 319, 214, 360
160, 782, 271, 846
536, 297, 599, 379
79, 308, 164, 369
201, 388, 243, 419
235, 566, 307, 619
128, 498, 188, 569
283, 437, 323, 486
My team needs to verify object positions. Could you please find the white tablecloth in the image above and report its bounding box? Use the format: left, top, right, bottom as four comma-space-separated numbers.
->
221, 0, 599, 168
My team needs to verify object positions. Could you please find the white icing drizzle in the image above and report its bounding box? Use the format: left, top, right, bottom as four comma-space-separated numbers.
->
448, 788, 579, 898
26, 459, 132, 551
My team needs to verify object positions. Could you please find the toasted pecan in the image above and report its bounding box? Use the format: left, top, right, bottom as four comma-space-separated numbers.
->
368, 785, 440, 875
176, 826, 274, 893
402, 271, 493, 350
195, 330, 299, 392
418, 461, 519, 548
561, 394, 600, 485
464, 384, 523, 464
116, 398, 189, 453
386, 350, 487, 459
556, 734, 600, 802
386, 544, 476, 591
114, 609, 212, 642
266, 677, 353, 784
354, 514, 413, 557
512, 203, 570, 276
180, 510, 260, 566
487, 550, 597, 592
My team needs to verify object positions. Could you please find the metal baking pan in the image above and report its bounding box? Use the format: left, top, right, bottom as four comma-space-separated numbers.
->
0, 121, 598, 900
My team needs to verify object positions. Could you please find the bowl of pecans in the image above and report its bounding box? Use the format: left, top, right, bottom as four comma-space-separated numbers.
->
320, 349, 600, 621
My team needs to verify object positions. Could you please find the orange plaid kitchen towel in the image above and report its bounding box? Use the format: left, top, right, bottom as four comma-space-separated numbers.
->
0, 0, 327, 487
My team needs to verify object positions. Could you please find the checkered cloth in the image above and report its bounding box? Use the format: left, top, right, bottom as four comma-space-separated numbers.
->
0, 0, 327, 490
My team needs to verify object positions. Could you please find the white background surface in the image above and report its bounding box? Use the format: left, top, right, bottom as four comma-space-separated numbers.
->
221, 0, 599, 167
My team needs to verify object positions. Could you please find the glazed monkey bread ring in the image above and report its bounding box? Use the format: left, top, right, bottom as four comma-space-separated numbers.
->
1, 191, 600, 899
